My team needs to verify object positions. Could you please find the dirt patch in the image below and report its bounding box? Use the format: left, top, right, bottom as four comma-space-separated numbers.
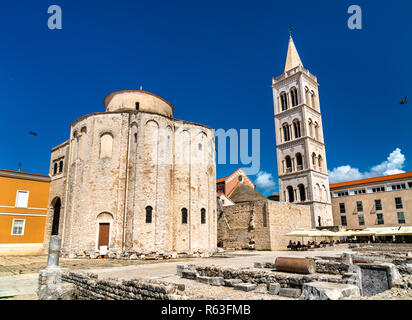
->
0, 255, 211, 277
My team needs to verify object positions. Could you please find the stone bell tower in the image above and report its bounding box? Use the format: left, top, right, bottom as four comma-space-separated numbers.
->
271, 33, 333, 228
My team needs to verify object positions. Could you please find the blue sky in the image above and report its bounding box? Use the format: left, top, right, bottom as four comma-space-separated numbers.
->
1, 0, 411, 196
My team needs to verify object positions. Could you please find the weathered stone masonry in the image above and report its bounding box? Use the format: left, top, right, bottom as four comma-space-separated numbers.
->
44, 90, 217, 258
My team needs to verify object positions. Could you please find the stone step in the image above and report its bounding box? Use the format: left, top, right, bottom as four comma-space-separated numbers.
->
278, 288, 301, 298
233, 283, 257, 292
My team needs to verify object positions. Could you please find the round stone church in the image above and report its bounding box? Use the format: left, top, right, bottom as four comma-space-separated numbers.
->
44, 89, 217, 258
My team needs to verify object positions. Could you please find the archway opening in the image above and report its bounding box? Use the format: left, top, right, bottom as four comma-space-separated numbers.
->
51, 197, 61, 235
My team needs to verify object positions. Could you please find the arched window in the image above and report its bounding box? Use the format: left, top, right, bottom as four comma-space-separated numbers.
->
59, 161, 63, 173
79, 127, 87, 160
181, 208, 188, 224
311, 91, 316, 109
100, 133, 113, 159
282, 123, 291, 142
308, 119, 313, 137
312, 153, 317, 168
287, 186, 294, 202
53, 163, 58, 175
71, 131, 79, 162
322, 185, 327, 202
316, 184, 322, 201
298, 184, 306, 202
296, 153, 303, 170
280, 92, 288, 111
293, 120, 301, 138
318, 155, 323, 171
315, 123, 320, 141
305, 87, 311, 107
201, 208, 206, 224
51, 198, 61, 235
145, 206, 153, 223
285, 156, 292, 173
290, 87, 299, 106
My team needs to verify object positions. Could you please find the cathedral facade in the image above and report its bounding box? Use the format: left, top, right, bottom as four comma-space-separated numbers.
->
44, 90, 217, 258
272, 35, 334, 228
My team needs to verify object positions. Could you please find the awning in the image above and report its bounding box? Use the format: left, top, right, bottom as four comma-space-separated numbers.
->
285, 226, 412, 238
375, 226, 412, 236
285, 229, 339, 237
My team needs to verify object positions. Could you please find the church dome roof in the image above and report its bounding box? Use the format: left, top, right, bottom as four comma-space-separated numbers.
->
104, 89, 174, 117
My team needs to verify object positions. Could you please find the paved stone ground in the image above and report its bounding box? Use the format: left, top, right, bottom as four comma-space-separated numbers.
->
0, 247, 348, 300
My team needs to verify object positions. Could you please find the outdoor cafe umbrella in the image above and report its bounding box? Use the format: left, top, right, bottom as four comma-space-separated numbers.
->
285, 229, 328, 243
375, 226, 412, 236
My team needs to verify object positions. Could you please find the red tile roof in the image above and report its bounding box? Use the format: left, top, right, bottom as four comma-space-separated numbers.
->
329, 172, 412, 189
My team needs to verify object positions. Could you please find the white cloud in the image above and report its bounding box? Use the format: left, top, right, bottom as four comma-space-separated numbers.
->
254, 170, 276, 194
329, 148, 406, 184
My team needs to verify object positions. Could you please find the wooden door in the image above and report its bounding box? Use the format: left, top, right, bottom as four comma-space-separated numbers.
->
98, 223, 110, 248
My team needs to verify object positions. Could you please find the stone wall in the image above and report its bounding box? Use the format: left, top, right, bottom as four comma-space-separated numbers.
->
194, 265, 343, 289
218, 199, 311, 250
61, 271, 186, 300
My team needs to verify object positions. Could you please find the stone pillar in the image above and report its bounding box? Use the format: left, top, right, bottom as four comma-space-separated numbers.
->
47, 235, 61, 268
38, 236, 77, 300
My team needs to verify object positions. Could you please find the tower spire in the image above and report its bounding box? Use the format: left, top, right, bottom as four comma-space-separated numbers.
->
284, 29, 303, 73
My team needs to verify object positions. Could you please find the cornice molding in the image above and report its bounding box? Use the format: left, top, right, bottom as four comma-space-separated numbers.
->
0, 170, 50, 182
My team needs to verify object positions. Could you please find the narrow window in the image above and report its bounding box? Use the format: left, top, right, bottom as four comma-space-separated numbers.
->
311, 91, 316, 108
305, 87, 310, 106
356, 201, 363, 212
296, 153, 303, 170
377, 214, 384, 225
100, 133, 113, 159
298, 184, 306, 201
59, 161, 63, 173
397, 212, 405, 224
182, 208, 188, 224
53, 163, 58, 175
145, 206, 153, 223
135, 102, 140, 110
308, 119, 313, 137
312, 153, 317, 168
11, 219, 25, 235
290, 87, 298, 106
339, 203, 346, 214
287, 186, 294, 202
282, 124, 290, 141
341, 216, 347, 226
285, 156, 292, 173
15, 191, 29, 208
318, 156, 323, 170
395, 197, 403, 209
201, 208, 206, 224
280, 92, 288, 111
293, 120, 301, 138
358, 214, 365, 226
375, 199, 382, 211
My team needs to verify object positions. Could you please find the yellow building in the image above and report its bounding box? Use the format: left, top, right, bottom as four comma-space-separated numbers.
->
0, 169, 50, 255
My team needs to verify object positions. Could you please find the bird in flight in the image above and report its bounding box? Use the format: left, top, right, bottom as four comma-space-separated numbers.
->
400, 96, 408, 105
29, 131, 38, 136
